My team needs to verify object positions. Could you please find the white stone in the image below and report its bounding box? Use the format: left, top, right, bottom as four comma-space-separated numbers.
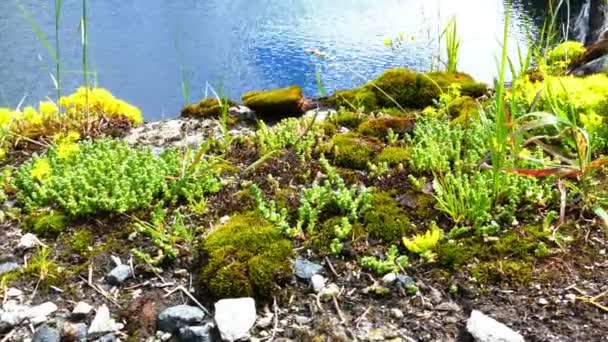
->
538, 298, 549, 306
5, 288, 23, 298
214, 298, 256, 342
320, 283, 340, 300
88, 305, 124, 335
390, 308, 404, 319
24, 302, 58, 321
72, 302, 94, 316
382, 273, 397, 285
311, 274, 326, 293
466, 310, 524, 342
17, 233, 41, 250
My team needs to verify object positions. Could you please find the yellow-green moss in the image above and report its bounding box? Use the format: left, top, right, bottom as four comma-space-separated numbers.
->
330, 68, 486, 112
357, 116, 414, 138
66, 229, 94, 257
24, 210, 67, 237
470, 261, 533, 285
180, 98, 237, 119
308, 216, 365, 254
407, 192, 437, 221
376, 147, 410, 167
448, 96, 479, 125
199, 213, 293, 299
546, 41, 586, 74
242, 86, 303, 119
363, 191, 413, 243
329, 133, 380, 169
334, 111, 367, 129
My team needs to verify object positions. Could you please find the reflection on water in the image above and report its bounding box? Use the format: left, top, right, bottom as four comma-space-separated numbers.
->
0, 0, 552, 120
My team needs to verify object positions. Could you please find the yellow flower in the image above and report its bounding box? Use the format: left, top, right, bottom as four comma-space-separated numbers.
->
31, 159, 51, 182
0, 108, 12, 129
39, 101, 58, 117
23, 106, 43, 126
56, 141, 80, 160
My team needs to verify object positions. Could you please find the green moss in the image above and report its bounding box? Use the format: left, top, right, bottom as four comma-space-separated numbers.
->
180, 98, 237, 119
329, 133, 380, 169
357, 116, 414, 138
66, 229, 94, 256
448, 96, 479, 125
308, 216, 365, 254
329, 68, 486, 112
363, 192, 413, 243
376, 147, 410, 167
470, 261, 533, 285
24, 210, 67, 237
546, 41, 586, 74
242, 86, 303, 119
407, 192, 437, 221
332, 88, 378, 111
199, 213, 293, 299
334, 111, 367, 129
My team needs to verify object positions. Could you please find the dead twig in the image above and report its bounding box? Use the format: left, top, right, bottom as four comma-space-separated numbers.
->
78, 276, 122, 309
270, 297, 279, 341
324, 256, 339, 278
354, 306, 371, 328
332, 295, 346, 324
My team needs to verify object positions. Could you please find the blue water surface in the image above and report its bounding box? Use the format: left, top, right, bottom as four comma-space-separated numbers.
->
0, 0, 547, 120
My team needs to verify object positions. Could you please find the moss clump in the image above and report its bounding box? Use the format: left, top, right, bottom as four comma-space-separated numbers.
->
357, 116, 414, 138
24, 210, 67, 236
180, 98, 237, 119
406, 192, 437, 221
308, 216, 365, 254
66, 229, 94, 256
242, 86, 304, 119
376, 147, 410, 167
470, 261, 533, 285
334, 111, 367, 129
448, 96, 479, 125
328, 133, 380, 170
363, 192, 413, 243
546, 41, 586, 74
200, 213, 293, 299
329, 68, 486, 112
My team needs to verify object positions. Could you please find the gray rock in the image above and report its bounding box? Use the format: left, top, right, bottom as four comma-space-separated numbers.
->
97, 333, 117, 342
396, 275, 415, 288
294, 315, 311, 325
179, 321, 218, 342
88, 305, 123, 335
214, 298, 256, 342
0, 257, 21, 275
382, 273, 397, 285
17, 233, 41, 251
62, 322, 88, 342
158, 305, 206, 334
25, 302, 58, 324
466, 310, 524, 342
106, 264, 132, 285
293, 258, 323, 280
311, 274, 326, 293
571, 55, 608, 76
33, 324, 60, 342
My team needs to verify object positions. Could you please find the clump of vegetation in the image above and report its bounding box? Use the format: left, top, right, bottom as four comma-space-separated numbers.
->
376, 146, 410, 167
256, 117, 324, 158
360, 245, 408, 274
363, 191, 412, 243
16, 138, 222, 217
242, 86, 304, 118
332, 110, 367, 129
328, 133, 380, 169
545, 41, 586, 74
402, 222, 443, 263
357, 116, 414, 138
0, 87, 142, 157
180, 97, 237, 119
199, 213, 293, 299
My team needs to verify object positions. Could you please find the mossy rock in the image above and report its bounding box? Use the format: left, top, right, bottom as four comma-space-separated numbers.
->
376, 147, 410, 167
448, 96, 479, 125
357, 116, 414, 138
363, 191, 413, 243
329, 68, 487, 112
181, 98, 237, 119
334, 111, 367, 129
242, 86, 304, 119
329, 133, 380, 170
199, 213, 293, 299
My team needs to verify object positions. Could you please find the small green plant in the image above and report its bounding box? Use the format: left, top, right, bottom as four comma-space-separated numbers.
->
26, 245, 59, 286
360, 245, 408, 274
402, 222, 443, 262
367, 161, 390, 178
251, 184, 292, 235
256, 117, 320, 160
433, 172, 493, 228
443, 17, 461, 73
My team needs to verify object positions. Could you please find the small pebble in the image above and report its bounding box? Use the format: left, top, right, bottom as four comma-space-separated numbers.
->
564, 294, 577, 303
538, 298, 549, 306
5, 288, 23, 297
106, 264, 132, 285
320, 283, 340, 300
311, 274, 326, 293
294, 315, 311, 325
17, 233, 41, 251
72, 302, 93, 318
382, 273, 397, 285
390, 308, 404, 319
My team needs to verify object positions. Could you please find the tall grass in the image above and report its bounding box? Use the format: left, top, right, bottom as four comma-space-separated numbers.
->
18, 0, 63, 103
491, 0, 512, 198
175, 33, 192, 105
443, 17, 460, 73
81, 0, 89, 90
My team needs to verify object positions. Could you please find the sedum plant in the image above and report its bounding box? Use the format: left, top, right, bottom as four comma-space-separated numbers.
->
360, 245, 408, 274
256, 117, 323, 159
402, 222, 443, 263
16, 138, 222, 216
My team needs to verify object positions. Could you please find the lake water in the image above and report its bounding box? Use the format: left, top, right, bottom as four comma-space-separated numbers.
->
0, 0, 561, 120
